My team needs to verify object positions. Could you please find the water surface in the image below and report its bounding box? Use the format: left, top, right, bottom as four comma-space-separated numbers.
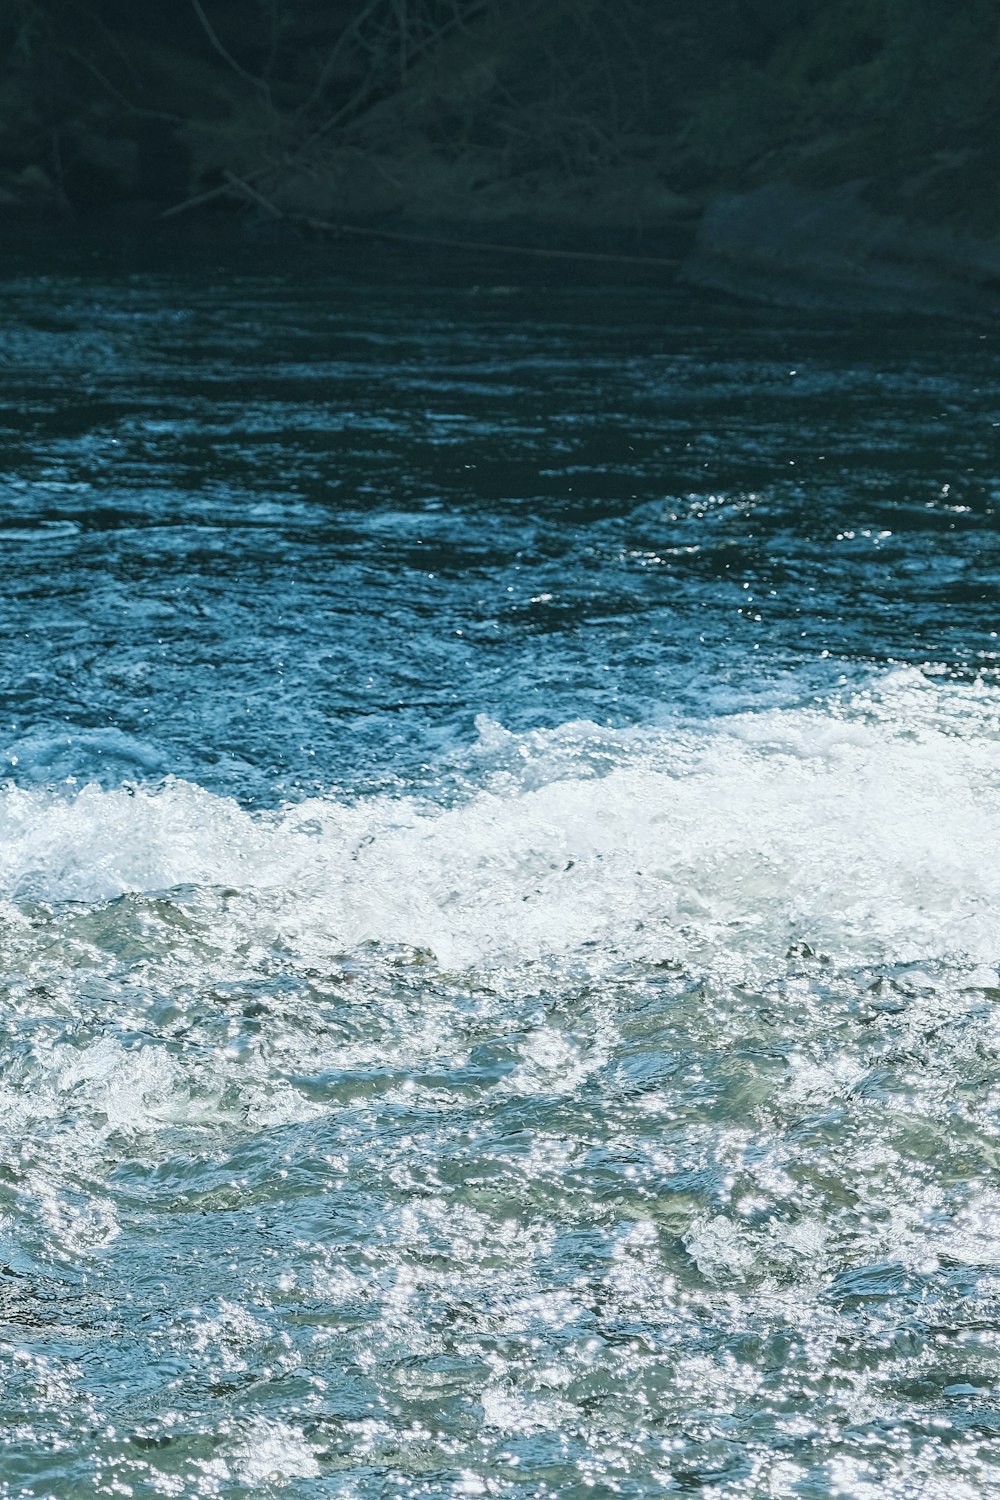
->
1, 242, 999, 1497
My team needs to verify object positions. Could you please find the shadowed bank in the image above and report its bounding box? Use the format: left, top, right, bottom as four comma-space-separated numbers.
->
4, 0, 1000, 312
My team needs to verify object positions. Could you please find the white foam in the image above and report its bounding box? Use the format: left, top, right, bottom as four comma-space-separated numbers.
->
3, 669, 1000, 973
229, 1418, 320, 1484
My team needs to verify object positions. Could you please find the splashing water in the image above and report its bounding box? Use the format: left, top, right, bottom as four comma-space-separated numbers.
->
2, 249, 1000, 1497
3, 672, 1000, 1497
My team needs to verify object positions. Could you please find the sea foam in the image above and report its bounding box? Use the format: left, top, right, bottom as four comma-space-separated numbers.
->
3, 669, 999, 974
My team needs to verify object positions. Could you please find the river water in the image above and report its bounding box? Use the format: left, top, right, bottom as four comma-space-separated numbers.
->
1, 241, 1000, 1497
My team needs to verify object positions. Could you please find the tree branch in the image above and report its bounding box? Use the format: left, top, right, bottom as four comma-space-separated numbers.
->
189, 0, 272, 104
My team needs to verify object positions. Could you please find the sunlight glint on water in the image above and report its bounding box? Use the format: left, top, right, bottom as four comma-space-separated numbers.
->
1, 251, 999, 1497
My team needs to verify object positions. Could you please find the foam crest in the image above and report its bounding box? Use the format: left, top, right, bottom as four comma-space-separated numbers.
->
3, 670, 1000, 972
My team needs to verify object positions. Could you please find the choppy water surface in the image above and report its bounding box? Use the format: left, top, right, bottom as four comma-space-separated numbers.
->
2, 241, 1000, 1497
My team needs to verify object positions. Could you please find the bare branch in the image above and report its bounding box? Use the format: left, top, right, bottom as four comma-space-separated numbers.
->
188, 0, 272, 105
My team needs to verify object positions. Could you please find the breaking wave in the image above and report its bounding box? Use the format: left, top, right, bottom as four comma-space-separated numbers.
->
4, 668, 999, 976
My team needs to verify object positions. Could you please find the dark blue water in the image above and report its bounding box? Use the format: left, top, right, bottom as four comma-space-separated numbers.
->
2, 242, 1000, 1498
4, 245, 999, 801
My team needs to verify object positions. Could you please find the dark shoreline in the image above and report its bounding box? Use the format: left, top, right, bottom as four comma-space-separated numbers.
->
6, 3, 1000, 326
4, 186, 1000, 328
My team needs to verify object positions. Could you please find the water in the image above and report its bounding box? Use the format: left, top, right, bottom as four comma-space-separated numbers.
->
2, 241, 1000, 1497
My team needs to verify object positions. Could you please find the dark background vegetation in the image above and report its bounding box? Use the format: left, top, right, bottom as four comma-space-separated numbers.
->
2, 0, 999, 252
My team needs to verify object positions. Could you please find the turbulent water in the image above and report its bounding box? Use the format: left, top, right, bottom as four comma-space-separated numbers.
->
2, 241, 1000, 1497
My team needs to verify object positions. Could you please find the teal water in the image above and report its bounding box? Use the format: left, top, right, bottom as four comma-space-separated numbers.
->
1, 243, 1000, 1497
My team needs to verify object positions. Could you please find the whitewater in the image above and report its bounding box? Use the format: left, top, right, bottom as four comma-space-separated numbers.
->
1, 246, 999, 1498
4, 670, 1000, 974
